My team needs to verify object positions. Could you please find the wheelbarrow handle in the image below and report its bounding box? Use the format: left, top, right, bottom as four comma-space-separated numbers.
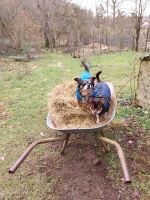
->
9, 136, 66, 173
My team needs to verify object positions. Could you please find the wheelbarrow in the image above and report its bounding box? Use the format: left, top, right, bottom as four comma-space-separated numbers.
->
9, 107, 131, 183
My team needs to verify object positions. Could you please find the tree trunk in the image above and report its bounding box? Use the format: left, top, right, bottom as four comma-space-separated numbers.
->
112, 0, 116, 30
135, 26, 140, 51
77, 29, 80, 46
132, 29, 135, 51
93, 29, 95, 53
44, 31, 49, 48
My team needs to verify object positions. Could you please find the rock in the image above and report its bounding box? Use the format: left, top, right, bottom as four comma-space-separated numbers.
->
128, 140, 133, 144
40, 132, 44, 137
93, 158, 102, 165
128, 131, 133, 135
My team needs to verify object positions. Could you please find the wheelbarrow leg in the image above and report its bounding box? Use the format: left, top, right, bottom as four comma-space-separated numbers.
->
61, 133, 70, 154
97, 135, 131, 183
100, 129, 110, 153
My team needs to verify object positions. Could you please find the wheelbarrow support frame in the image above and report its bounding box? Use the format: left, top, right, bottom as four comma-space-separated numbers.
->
9, 132, 131, 183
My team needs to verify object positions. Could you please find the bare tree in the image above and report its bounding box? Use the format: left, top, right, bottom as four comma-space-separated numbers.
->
0, 0, 40, 49
112, 0, 117, 26
111, 0, 124, 29
95, 3, 105, 53
0, 0, 149, 53
116, 10, 124, 50
133, 0, 150, 51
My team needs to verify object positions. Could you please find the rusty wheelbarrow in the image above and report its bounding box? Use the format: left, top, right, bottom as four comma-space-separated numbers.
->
9, 109, 131, 184
9, 82, 131, 184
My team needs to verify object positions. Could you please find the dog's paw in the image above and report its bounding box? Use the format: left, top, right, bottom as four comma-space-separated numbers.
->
96, 115, 100, 124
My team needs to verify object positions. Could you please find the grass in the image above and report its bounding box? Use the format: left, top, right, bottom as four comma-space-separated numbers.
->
0, 50, 150, 199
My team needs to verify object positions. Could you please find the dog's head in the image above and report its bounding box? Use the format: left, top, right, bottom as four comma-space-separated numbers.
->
88, 96, 104, 115
74, 77, 96, 98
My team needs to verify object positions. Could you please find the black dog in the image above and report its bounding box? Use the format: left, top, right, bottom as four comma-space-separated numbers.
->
74, 61, 95, 107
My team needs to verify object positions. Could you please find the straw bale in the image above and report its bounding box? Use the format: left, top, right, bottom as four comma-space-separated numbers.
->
48, 81, 116, 128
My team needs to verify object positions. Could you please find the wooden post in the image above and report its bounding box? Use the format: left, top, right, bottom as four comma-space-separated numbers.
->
145, 26, 150, 52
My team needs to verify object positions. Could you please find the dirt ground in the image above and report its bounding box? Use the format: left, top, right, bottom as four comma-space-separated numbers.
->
37, 134, 118, 200
25, 117, 149, 200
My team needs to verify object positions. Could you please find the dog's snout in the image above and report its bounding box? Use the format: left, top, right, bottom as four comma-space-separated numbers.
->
87, 84, 91, 89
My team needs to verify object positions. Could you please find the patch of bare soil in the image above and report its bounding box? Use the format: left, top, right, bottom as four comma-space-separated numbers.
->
0, 104, 9, 120
48, 62, 63, 68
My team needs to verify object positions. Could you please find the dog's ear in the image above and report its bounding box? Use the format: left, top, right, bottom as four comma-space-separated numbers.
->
90, 77, 96, 82
74, 78, 80, 82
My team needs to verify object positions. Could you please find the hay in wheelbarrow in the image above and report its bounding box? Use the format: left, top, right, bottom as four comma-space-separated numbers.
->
48, 81, 116, 128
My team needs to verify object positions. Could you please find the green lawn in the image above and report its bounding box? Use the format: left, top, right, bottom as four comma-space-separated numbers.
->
0, 51, 150, 199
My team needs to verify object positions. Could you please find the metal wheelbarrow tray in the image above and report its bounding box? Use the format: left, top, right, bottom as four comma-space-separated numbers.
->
9, 107, 131, 184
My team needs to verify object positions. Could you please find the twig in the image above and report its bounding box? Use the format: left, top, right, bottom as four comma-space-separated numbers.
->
96, 186, 104, 199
